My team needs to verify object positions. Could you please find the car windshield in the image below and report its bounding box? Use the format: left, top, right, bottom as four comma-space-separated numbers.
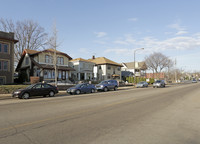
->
100, 81, 108, 84
138, 82, 144, 84
25, 84, 35, 89
156, 80, 161, 83
75, 84, 84, 88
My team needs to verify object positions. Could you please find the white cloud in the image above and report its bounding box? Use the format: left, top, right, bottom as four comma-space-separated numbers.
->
94, 32, 107, 38
168, 23, 188, 35
106, 34, 200, 55
128, 18, 138, 22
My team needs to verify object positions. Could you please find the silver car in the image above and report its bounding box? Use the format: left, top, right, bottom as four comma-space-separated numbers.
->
136, 81, 148, 88
153, 80, 165, 88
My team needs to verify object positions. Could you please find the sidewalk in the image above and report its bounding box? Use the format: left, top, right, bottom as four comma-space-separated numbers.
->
0, 86, 135, 100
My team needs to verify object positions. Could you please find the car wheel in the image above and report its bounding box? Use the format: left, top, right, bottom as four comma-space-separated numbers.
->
104, 87, 108, 92
114, 86, 117, 91
49, 91, 55, 97
91, 89, 95, 93
75, 90, 81, 95
22, 93, 30, 99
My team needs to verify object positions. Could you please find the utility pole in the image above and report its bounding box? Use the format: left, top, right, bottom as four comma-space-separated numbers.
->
134, 48, 144, 86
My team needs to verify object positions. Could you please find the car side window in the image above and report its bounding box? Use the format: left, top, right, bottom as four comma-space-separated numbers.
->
43, 84, 51, 88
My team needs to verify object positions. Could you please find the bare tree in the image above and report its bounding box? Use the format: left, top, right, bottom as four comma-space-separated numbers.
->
48, 22, 60, 86
145, 52, 173, 73
0, 18, 48, 64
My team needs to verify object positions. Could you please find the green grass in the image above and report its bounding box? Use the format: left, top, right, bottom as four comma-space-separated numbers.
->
0, 85, 29, 94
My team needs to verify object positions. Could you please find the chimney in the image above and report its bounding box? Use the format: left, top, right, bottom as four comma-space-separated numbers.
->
92, 55, 95, 59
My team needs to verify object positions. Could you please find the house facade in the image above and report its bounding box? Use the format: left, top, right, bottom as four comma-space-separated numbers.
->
69, 58, 95, 81
16, 49, 75, 82
0, 31, 18, 84
121, 61, 147, 78
88, 56, 122, 81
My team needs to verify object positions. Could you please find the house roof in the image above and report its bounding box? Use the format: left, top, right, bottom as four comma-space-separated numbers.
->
88, 57, 122, 67
122, 62, 147, 70
70, 58, 94, 63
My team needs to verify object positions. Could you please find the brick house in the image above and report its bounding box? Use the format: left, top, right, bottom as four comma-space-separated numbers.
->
0, 31, 18, 84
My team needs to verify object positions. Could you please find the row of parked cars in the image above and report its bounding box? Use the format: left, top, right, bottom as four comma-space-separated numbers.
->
12, 80, 166, 99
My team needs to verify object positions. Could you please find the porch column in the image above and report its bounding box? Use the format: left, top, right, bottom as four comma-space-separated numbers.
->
84, 73, 87, 80
90, 73, 92, 80
78, 73, 80, 81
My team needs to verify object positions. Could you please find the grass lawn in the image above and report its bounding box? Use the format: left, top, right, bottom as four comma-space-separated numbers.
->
0, 85, 29, 94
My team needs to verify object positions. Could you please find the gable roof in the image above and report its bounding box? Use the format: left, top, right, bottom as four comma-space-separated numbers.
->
88, 57, 122, 67
122, 62, 147, 70
70, 58, 94, 63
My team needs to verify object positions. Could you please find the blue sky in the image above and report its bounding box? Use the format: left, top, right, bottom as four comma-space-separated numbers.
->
1, 0, 200, 72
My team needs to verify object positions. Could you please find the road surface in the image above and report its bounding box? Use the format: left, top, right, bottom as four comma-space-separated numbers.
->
0, 83, 200, 144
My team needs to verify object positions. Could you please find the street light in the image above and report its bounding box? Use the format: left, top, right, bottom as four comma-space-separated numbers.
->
134, 48, 144, 86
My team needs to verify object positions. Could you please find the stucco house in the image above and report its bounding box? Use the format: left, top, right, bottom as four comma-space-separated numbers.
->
0, 31, 18, 84
16, 49, 75, 82
121, 61, 147, 78
69, 58, 95, 81
88, 56, 122, 81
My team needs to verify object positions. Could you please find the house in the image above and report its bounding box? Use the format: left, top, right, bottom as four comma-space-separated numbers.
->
121, 61, 147, 78
88, 56, 122, 81
0, 31, 18, 84
69, 58, 95, 81
16, 49, 75, 83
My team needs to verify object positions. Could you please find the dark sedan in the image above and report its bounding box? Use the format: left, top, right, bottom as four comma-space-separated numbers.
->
67, 83, 96, 95
12, 83, 58, 99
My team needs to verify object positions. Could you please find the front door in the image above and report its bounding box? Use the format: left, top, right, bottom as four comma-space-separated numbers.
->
62, 71, 66, 80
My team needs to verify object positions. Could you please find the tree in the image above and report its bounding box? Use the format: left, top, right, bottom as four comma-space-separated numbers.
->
145, 52, 173, 73
0, 18, 48, 65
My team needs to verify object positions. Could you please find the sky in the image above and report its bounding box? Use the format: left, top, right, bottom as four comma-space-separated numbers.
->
1, 0, 200, 72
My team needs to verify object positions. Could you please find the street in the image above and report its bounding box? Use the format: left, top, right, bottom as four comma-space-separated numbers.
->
0, 83, 200, 144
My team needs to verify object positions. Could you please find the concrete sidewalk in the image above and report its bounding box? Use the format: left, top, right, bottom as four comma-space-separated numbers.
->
0, 86, 135, 100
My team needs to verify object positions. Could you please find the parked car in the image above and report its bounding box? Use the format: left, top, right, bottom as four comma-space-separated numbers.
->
96, 80, 118, 92
136, 81, 148, 88
153, 80, 165, 88
67, 83, 96, 95
12, 83, 58, 99
192, 78, 197, 83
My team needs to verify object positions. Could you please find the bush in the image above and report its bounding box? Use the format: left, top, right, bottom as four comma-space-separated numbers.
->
0, 85, 28, 94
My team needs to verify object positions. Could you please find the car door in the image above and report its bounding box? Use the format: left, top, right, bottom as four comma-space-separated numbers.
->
31, 84, 42, 96
80, 84, 87, 93
107, 81, 114, 89
42, 84, 51, 95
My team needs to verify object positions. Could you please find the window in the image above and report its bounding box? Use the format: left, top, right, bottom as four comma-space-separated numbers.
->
0, 60, 8, 71
4, 44, 8, 53
99, 66, 102, 70
33, 84, 41, 89
45, 55, 49, 63
0, 78, 4, 85
108, 66, 111, 70
57, 57, 64, 65
117, 67, 121, 71
25, 57, 29, 65
3, 61, 8, 71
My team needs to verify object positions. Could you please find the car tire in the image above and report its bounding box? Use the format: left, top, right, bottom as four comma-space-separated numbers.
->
103, 87, 108, 92
49, 91, 55, 97
22, 93, 30, 99
114, 86, 117, 91
91, 89, 95, 93
75, 90, 81, 95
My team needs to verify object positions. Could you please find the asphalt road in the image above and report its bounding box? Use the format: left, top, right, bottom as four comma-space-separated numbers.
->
0, 83, 200, 144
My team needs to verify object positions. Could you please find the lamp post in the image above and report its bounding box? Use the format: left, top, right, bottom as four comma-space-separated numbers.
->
134, 48, 144, 86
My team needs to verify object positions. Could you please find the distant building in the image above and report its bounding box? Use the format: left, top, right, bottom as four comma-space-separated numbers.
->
0, 31, 18, 84
145, 73, 165, 79
121, 61, 147, 77
88, 56, 122, 81
69, 58, 95, 81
